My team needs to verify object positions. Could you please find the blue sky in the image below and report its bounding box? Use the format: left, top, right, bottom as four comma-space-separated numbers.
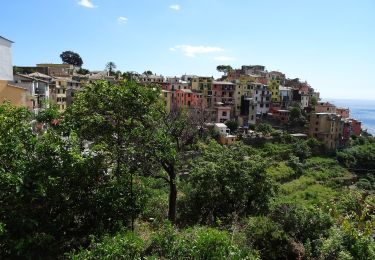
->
1, 0, 375, 99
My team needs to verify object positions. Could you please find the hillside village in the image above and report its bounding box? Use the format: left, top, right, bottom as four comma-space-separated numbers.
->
0, 36, 364, 151
1, 33, 375, 259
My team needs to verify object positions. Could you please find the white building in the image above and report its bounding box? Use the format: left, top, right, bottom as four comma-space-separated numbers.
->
0, 36, 13, 81
214, 123, 230, 136
252, 83, 271, 115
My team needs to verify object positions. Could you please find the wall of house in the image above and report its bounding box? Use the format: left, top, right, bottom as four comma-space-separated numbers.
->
0, 80, 28, 106
0, 38, 13, 81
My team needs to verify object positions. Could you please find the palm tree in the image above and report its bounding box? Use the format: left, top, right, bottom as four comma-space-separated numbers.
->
105, 62, 117, 76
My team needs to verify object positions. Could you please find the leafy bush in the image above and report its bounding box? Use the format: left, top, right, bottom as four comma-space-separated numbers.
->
147, 224, 258, 259
180, 141, 275, 225
69, 232, 144, 259
243, 216, 289, 259
337, 143, 375, 173
270, 204, 333, 243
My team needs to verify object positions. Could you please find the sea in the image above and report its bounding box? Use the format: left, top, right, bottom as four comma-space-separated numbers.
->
323, 99, 375, 136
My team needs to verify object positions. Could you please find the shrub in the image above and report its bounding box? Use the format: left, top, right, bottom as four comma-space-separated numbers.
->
147, 224, 258, 259
69, 232, 144, 260
243, 216, 289, 259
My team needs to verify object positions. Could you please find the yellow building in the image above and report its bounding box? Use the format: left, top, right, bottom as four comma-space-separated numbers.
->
0, 80, 29, 107
191, 76, 213, 91
268, 80, 280, 102
309, 112, 343, 150
161, 90, 173, 113
53, 78, 81, 111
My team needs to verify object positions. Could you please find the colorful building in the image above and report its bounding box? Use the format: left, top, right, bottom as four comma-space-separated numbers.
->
0, 80, 29, 107
268, 80, 280, 102
309, 113, 343, 150
315, 102, 337, 114
336, 107, 350, 119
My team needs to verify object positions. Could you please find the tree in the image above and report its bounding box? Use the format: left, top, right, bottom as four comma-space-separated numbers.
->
123, 71, 140, 81
180, 141, 275, 225
311, 96, 318, 107
60, 51, 83, 67
105, 62, 117, 76
290, 107, 301, 120
115, 70, 122, 79
63, 80, 162, 230
255, 123, 273, 135
216, 65, 233, 75
148, 109, 199, 223
143, 70, 153, 75
226, 120, 239, 133
0, 102, 148, 257
76, 68, 90, 75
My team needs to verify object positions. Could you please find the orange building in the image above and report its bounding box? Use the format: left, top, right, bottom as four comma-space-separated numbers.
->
336, 107, 350, 119
0, 80, 29, 107
309, 112, 343, 150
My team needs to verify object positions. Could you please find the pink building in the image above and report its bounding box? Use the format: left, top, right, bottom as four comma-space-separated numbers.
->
212, 81, 235, 106
336, 108, 350, 119
216, 106, 231, 123
315, 102, 336, 114
174, 89, 205, 109
274, 110, 290, 124
351, 119, 362, 136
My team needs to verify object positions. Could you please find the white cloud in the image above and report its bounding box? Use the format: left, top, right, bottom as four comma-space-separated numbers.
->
118, 16, 128, 24
169, 4, 181, 11
78, 0, 97, 8
214, 56, 236, 61
170, 45, 224, 57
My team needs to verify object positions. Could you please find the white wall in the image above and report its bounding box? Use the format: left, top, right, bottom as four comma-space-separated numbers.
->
0, 38, 13, 81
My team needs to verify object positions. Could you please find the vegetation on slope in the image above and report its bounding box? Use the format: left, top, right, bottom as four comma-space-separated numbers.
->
0, 81, 374, 259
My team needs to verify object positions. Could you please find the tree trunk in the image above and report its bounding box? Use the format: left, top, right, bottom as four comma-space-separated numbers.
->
167, 167, 177, 223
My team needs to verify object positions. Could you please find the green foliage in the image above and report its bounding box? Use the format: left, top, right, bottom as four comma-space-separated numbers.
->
226, 119, 239, 133
105, 62, 117, 75
60, 50, 83, 67
270, 204, 333, 243
311, 96, 318, 107
70, 231, 144, 260
266, 162, 295, 182
337, 143, 375, 174
180, 141, 275, 224
289, 106, 301, 119
35, 103, 60, 126
261, 142, 293, 160
291, 139, 311, 161
76, 68, 90, 75
243, 216, 289, 259
216, 65, 233, 75
147, 224, 257, 259
255, 123, 273, 135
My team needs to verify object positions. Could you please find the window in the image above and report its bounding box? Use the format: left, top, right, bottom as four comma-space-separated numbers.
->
222, 111, 227, 116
